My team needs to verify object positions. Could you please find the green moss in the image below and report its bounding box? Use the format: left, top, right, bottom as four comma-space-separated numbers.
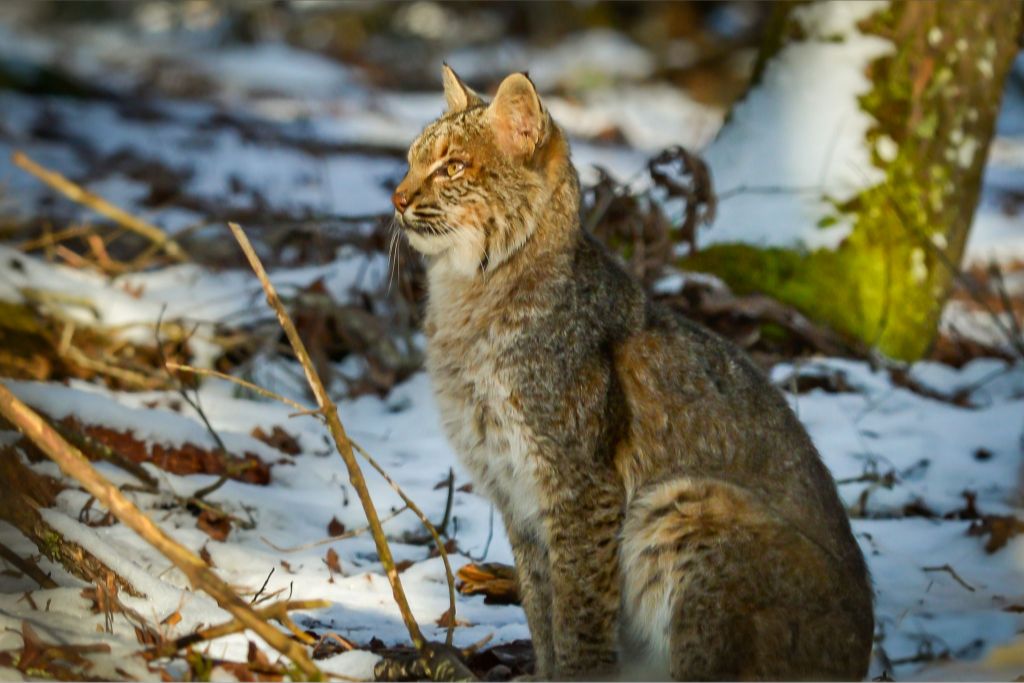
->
42, 529, 62, 560
684, 0, 1021, 361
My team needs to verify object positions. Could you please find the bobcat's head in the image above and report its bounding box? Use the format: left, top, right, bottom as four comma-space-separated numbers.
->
393, 65, 576, 276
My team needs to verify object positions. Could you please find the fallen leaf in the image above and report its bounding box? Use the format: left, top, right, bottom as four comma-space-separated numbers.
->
251, 426, 301, 456
428, 538, 458, 559
327, 516, 346, 536
160, 611, 182, 627
325, 548, 342, 574
312, 632, 357, 660
456, 563, 519, 605
197, 509, 232, 542
199, 542, 215, 567
968, 515, 1024, 553
435, 607, 472, 628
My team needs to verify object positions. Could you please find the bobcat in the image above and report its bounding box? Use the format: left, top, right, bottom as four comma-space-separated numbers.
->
393, 65, 874, 681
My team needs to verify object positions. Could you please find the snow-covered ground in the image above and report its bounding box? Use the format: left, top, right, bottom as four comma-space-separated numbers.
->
1, 336, 1021, 680
0, 11, 1022, 682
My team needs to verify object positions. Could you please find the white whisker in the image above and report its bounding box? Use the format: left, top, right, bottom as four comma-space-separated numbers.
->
386, 217, 402, 296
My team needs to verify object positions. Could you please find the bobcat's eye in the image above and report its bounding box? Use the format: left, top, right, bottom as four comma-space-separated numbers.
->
437, 160, 465, 178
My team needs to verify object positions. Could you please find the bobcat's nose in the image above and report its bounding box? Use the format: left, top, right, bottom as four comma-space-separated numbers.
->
392, 190, 409, 212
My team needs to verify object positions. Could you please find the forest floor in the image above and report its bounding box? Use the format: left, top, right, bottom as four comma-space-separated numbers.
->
0, 9, 1022, 682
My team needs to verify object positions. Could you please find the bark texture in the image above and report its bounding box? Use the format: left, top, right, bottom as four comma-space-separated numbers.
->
686, 0, 1022, 360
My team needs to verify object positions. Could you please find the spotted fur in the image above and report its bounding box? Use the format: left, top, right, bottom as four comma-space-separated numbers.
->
395, 66, 874, 681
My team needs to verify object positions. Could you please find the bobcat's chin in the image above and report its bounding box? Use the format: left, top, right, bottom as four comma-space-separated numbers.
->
398, 212, 488, 277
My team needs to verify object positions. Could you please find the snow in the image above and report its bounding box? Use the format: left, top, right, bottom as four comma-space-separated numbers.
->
195, 43, 358, 100
2, 301, 1022, 679
447, 29, 656, 93
0, 12, 1021, 681
700, 0, 893, 251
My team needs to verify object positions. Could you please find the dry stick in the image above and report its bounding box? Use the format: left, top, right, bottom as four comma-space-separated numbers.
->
228, 223, 432, 652
18, 224, 95, 252
923, 563, 976, 592
0, 541, 58, 589
0, 384, 322, 680
155, 311, 231, 501
145, 599, 329, 660
261, 504, 411, 553
175, 358, 456, 647
167, 363, 308, 413
11, 151, 188, 262
351, 441, 458, 647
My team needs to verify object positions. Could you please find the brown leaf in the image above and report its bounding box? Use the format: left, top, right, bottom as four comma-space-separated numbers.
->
18, 620, 46, 672
218, 658, 285, 682
160, 611, 182, 627
968, 515, 1024, 553
135, 624, 159, 646
395, 559, 415, 573
325, 548, 342, 575
37, 416, 272, 485
428, 538, 458, 559
16, 619, 110, 676
247, 640, 273, 669
197, 509, 232, 542
435, 607, 471, 628
312, 632, 357, 660
456, 563, 520, 605
251, 426, 301, 456
327, 516, 346, 536
199, 542, 215, 567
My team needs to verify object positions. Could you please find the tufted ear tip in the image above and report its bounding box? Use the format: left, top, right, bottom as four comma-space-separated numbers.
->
441, 63, 483, 113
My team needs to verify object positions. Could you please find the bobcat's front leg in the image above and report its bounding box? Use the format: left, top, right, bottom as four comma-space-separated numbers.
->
542, 473, 624, 679
506, 523, 555, 678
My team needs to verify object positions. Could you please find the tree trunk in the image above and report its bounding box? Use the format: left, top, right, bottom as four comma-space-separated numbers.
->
684, 0, 1022, 360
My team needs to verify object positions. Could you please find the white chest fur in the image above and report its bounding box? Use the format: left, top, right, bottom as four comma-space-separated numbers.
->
425, 266, 547, 539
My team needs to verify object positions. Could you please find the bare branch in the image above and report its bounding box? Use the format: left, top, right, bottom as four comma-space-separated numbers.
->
227, 221, 427, 651
0, 383, 322, 679
0, 541, 57, 589
12, 151, 188, 262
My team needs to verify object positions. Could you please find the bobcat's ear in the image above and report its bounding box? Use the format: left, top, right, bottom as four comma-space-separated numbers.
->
442, 63, 482, 113
487, 72, 547, 158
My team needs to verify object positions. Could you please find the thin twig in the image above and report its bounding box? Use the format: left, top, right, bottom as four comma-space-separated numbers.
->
988, 262, 1024, 347
923, 564, 976, 592
438, 468, 455, 537
0, 541, 57, 589
261, 504, 410, 553
227, 221, 427, 651
17, 224, 95, 252
144, 599, 329, 660
250, 567, 275, 605
155, 308, 230, 501
166, 363, 307, 413
467, 507, 496, 563
12, 151, 187, 262
0, 384, 322, 679
350, 440, 458, 647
